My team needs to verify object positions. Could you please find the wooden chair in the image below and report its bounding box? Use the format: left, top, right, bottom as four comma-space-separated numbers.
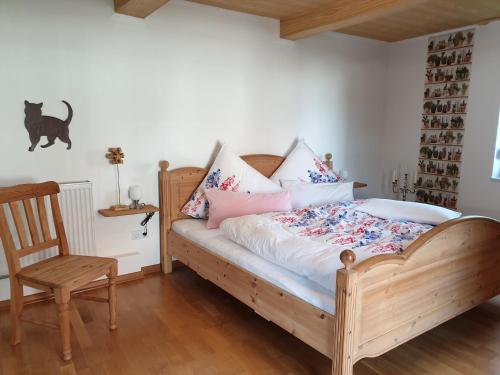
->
0, 181, 118, 361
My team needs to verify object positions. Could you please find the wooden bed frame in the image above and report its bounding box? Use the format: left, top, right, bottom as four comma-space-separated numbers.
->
158, 154, 500, 375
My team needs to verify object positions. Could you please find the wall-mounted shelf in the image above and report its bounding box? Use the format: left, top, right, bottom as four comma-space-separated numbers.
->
98, 204, 159, 217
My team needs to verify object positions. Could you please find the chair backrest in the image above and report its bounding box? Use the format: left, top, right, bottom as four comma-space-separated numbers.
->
0, 181, 69, 276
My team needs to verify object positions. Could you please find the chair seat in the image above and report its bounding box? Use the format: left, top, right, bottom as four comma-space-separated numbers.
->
18, 255, 117, 290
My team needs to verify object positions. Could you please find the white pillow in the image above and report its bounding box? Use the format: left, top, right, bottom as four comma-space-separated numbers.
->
355, 199, 461, 225
281, 180, 354, 209
270, 140, 343, 184
182, 145, 282, 219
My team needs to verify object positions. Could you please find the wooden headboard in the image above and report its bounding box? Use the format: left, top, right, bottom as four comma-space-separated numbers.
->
158, 153, 366, 229
158, 154, 285, 231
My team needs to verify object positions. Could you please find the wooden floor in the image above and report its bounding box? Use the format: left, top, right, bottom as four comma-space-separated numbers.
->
1, 265, 499, 375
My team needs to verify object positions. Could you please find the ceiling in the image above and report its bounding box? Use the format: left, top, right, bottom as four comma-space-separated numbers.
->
114, 0, 500, 42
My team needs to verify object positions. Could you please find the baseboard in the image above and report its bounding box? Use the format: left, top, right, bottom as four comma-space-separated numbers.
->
0, 264, 161, 310
143, 264, 161, 275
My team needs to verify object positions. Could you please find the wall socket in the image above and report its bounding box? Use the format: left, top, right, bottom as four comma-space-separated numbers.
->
131, 228, 148, 240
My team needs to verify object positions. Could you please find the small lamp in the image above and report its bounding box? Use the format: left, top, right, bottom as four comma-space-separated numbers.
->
129, 185, 143, 210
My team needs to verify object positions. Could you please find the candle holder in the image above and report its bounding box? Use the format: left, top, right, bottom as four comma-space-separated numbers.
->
392, 173, 416, 201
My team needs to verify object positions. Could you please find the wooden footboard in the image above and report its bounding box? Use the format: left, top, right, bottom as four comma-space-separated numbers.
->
333, 216, 500, 375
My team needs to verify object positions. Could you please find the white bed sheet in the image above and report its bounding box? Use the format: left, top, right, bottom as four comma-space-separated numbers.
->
172, 219, 335, 314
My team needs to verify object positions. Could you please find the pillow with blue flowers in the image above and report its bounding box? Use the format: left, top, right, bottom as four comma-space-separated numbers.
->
182, 144, 282, 219
270, 140, 343, 185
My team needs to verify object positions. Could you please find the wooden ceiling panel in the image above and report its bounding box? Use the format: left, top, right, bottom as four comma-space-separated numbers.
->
114, 0, 170, 18
280, 0, 428, 40
188, 0, 500, 42
115, 0, 500, 42
187, 0, 335, 19
337, 0, 500, 42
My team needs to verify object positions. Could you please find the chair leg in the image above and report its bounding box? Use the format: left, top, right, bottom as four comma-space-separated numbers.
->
55, 287, 72, 361
108, 262, 118, 331
10, 277, 24, 345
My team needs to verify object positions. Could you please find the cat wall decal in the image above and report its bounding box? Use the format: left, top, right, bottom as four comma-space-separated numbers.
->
24, 100, 73, 152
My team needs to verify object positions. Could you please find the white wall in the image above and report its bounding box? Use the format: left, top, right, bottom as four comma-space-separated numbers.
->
0, 0, 388, 299
381, 22, 500, 219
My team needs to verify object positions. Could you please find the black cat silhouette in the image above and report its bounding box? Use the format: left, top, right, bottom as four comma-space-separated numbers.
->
24, 100, 73, 152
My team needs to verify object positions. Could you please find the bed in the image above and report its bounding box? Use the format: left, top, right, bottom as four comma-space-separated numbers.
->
158, 154, 500, 375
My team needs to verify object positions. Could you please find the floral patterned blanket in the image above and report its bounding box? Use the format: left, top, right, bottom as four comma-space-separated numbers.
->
219, 200, 433, 291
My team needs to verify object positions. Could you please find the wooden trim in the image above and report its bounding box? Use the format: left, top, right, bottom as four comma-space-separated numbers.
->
478, 15, 500, 26
17, 239, 59, 258
332, 267, 358, 375
71, 294, 109, 303
143, 264, 162, 275
0, 204, 20, 274
50, 194, 69, 256
280, 0, 428, 40
353, 182, 367, 189
0, 181, 59, 204
75, 270, 144, 293
22, 199, 41, 245
240, 154, 285, 177
114, 0, 170, 18
159, 161, 172, 274
21, 317, 59, 330
36, 196, 51, 242
9, 201, 29, 248
353, 216, 500, 273
339, 216, 500, 372
98, 205, 159, 217
0, 264, 161, 310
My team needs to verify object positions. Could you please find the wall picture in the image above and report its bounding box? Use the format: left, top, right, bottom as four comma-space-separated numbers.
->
415, 29, 475, 209
24, 100, 73, 152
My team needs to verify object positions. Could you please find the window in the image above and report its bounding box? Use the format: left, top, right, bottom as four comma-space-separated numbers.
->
493, 110, 500, 180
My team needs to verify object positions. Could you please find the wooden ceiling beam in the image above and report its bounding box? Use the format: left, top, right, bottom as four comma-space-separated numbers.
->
280, 0, 429, 40
114, 0, 170, 18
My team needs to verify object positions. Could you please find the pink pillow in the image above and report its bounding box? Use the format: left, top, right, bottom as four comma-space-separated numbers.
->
205, 190, 292, 229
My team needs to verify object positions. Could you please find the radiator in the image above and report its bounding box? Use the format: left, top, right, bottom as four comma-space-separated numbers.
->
0, 181, 97, 278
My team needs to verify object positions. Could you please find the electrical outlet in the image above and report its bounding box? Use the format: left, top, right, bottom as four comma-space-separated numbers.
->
131, 229, 148, 240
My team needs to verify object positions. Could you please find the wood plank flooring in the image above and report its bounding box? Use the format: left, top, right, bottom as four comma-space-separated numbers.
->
1, 265, 499, 375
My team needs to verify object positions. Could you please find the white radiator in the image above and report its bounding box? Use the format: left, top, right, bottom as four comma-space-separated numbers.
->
58, 181, 97, 257
0, 181, 97, 278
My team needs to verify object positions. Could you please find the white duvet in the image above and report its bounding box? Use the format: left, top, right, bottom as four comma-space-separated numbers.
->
219, 200, 448, 291
220, 214, 348, 292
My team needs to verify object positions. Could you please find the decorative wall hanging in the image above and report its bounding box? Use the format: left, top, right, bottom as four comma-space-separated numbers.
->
105, 147, 128, 211
24, 100, 73, 151
415, 29, 475, 209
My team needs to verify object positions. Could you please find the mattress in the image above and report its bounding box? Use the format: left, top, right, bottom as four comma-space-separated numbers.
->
171, 219, 335, 314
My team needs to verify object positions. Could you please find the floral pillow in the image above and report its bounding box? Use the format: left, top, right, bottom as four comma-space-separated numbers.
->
182, 145, 282, 219
270, 140, 343, 185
